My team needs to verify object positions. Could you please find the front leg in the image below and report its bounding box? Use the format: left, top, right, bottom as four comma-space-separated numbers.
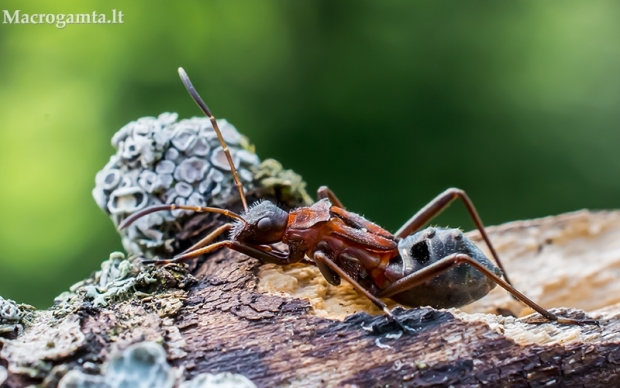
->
313, 251, 407, 330
143, 240, 305, 266
179, 223, 233, 256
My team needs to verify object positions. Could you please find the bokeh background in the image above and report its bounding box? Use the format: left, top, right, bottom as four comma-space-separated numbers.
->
1, 1, 620, 308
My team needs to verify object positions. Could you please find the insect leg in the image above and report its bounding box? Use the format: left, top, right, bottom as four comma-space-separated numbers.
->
143, 240, 232, 265
144, 240, 304, 266
377, 253, 598, 326
313, 251, 407, 330
317, 187, 395, 239
317, 186, 345, 208
394, 188, 512, 287
179, 223, 233, 256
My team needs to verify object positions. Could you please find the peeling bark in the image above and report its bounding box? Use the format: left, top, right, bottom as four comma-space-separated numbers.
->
2, 210, 620, 387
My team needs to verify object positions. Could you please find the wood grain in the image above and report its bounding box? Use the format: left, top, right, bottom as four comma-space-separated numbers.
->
3, 210, 620, 387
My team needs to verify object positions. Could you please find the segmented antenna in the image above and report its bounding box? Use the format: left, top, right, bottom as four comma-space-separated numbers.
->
177, 67, 249, 212
119, 204, 247, 230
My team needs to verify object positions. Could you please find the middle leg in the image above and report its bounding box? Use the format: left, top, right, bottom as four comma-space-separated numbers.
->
313, 251, 407, 330
317, 186, 345, 208
179, 223, 233, 256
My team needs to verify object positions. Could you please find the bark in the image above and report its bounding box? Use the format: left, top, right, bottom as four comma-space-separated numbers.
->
2, 210, 620, 388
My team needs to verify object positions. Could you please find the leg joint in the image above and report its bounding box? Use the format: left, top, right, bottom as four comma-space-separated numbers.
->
446, 187, 465, 197
453, 253, 472, 264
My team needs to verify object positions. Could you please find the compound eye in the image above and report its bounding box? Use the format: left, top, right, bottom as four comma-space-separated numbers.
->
257, 217, 273, 232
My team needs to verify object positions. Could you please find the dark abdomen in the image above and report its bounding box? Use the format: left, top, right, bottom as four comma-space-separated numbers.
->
386, 227, 502, 309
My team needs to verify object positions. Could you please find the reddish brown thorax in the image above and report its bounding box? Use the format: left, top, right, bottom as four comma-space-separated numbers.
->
282, 199, 399, 287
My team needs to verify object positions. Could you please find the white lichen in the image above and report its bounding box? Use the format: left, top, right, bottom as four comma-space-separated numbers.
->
93, 113, 261, 259
57, 342, 256, 388
58, 342, 174, 388
1, 313, 85, 378
0, 297, 23, 323
0, 296, 34, 336
0, 365, 7, 385
179, 372, 257, 388
79, 252, 157, 307
51, 251, 193, 323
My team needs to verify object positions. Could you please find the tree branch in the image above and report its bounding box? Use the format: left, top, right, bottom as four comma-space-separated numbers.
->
2, 210, 620, 387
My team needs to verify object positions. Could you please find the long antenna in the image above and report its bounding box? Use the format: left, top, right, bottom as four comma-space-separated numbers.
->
177, 67, 249, 212
119, 204, 247, 230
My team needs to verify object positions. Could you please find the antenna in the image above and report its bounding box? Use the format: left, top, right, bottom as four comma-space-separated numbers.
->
119, 204, 247, 230
177, 67, 249, 212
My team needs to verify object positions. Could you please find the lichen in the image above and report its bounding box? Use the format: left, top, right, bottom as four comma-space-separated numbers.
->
0, 313, 85, 378
251, 159, 313, 206
179, 372, 257, 388
80, 253, 155, 308
57, 342, 256, 388
0, 111, 312, 386
92, 113, 262, 259
0, 297, 23, 323
0, 365, 6, 385
51, 252, 194, 318
93, 112, 312, 260
0, 296, 35, 337
58, 342, 174, 388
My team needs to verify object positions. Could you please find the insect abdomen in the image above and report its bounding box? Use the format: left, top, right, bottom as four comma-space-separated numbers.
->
386, 227, 502, 309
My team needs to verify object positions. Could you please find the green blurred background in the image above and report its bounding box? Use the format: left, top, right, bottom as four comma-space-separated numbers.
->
1, 1, 619, 308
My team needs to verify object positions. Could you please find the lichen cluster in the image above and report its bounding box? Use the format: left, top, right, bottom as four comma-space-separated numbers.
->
81, 252, 154, 308
0, 296, 33, 337
0, 297, 23, 323
53, 252, 193, 315
0, 251, 195, 381
92, 113, 261, 259
58, 342, 256, 388
58, 342, 174, 388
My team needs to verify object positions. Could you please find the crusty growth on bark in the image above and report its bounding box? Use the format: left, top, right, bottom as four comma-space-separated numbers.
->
2, 210, 620, 387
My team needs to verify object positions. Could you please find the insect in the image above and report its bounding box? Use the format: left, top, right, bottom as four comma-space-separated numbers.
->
120, 67, 597, 327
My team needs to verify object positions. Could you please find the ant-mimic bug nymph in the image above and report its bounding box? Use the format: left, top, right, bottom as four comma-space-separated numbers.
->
119, 67, 598, 328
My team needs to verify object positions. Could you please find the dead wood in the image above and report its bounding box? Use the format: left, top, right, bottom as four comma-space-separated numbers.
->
2, 210, 620, 387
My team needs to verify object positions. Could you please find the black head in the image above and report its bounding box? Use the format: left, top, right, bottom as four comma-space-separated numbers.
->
231, 201, 289, 244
